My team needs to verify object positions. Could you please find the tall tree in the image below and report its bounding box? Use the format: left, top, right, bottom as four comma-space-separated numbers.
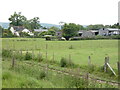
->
9, 12, 27, 26
62, 23, 80, 40
87, 24, 104, 30
24, 17, 40, 31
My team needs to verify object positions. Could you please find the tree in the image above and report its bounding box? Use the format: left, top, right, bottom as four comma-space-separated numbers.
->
48, 29, 56, 36
62, 23, 80, 40
24, 17, 41, 31
49, 26, 59, 31
9, 12, 27, 26
87, 24, 104, 30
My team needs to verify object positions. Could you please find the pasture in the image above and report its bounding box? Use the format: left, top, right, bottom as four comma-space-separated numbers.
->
2, 38, 118, 68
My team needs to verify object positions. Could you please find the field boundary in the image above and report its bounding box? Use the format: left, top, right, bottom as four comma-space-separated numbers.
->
23, 61, 119, 86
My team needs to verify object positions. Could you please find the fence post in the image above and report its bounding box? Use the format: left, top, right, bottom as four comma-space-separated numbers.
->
12, 51, 15, 68
104, 57, 108, 72
88, 56, 91, 66
46, 44, 48, 74
85, 73, 89, 87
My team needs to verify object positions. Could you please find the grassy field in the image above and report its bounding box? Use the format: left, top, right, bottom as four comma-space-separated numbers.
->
2, 38, 119, 88
2, 38, 118, 68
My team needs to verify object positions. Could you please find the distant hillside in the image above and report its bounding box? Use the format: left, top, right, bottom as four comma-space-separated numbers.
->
0, 22, 9, 29
0, 22, 61, 29
40, 23, 61, 29
0, 22, 88, 29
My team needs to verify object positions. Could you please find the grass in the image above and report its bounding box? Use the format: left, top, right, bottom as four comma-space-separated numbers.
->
2, 59, 117, 88
1, 38, 119, 88
2, 38, 118, 68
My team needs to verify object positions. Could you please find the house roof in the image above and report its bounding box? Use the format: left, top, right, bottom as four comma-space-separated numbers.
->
13, 26, 25, 31
34, 28, 48, 32
106, 28, 120, 31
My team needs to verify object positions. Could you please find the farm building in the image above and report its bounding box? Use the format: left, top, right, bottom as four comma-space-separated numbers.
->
10, 26, 34, 36
78, 30, 96, 37
34, 28, 48, 32
99, 28, 120, 36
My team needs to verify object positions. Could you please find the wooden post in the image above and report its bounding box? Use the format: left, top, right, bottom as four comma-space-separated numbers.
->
104, 57, 108, 72
12, 51, 15, 68
85, 73, 89, 87
46, 44, 48, 74
88, 56, 91, 66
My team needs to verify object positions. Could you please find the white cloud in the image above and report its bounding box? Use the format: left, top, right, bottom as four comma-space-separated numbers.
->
0, 0, 119, 25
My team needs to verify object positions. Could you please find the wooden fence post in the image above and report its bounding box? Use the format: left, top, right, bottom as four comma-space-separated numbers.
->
104, 57, 108, 72
12, 51, 15, 68
85, 73, 89, 87
88, 56, 91, 66
46, 44, 48, 74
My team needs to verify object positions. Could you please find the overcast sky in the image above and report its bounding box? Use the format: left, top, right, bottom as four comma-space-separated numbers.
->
0, 0, 119, 25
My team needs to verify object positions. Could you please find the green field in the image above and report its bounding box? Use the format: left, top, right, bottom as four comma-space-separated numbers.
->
2, 38, 118, 68
2, 38, 119, 88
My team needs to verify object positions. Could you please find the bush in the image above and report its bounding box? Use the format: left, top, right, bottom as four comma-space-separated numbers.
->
60, 57, 67, 67
39, 70, 46, 79
60, 57, 74, 67
25, 52, 32, 60
2, 49, 12, 58
88, 64, 95, 73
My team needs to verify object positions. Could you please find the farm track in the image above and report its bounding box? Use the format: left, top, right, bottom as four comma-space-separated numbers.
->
23, 61, 119, 86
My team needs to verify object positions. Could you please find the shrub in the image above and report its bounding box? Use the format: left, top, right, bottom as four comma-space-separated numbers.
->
39, 70, 46, 79
2, 49, 12, 58
60, 57, 74, 67
25, 52, 32, 60
60, 57, 67, 67
88, 64, 95, 73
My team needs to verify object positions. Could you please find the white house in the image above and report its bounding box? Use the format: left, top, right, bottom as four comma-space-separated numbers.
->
10, 26, 34, 36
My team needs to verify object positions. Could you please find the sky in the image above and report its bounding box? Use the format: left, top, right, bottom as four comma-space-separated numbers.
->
0, 0, 120, 25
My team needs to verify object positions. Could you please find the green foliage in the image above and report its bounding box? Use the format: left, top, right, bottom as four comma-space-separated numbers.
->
19, 32, 30, 37
24, 17, 41, 31
60, 57, 74, 67
2, 49, 12, 58
8, 12, 40, 32
39, 70, 46, 79
47, 29, 56, 36
88, 64, 95, 73
62, 23, 80, 40
9, 12, 27, 26
25, 52, 32, 60
2, 71, 12, 80
2, 29, 17, 38
49, 26, 59, 31
38, 53, 44, 62
86, 24, 104, 30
